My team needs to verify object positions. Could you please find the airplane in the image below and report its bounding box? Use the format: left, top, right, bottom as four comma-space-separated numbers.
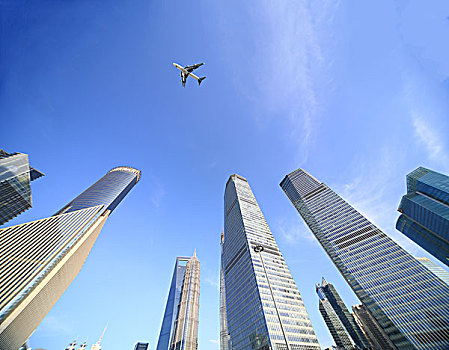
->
173, 62, 206, 87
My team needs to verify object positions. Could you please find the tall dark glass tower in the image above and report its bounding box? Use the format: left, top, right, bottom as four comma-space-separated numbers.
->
316, 278, 369, 349
0, 149, 44, 226
135, 343, 149, 350
219, 233, 231, 350
0, 166, 140, 350
281, 168, 449, 350
352, 304, 395, 350
156, 254, 200, 350
396, 167, 449, 267
317, 297, 354, 350
222, 174, 319, 350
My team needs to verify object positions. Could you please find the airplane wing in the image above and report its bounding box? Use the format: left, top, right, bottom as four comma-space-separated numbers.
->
185, 63, 204, 72
188, 72, 201, 81
188, 72, 206, 86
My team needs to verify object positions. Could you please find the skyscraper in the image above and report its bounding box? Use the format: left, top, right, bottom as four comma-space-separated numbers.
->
0, 149, 44, 226
134, 342, 150, 350
156, 253, 200, 350
316, 278, 368, 349
281, 168, 449, 349
0, 166, 140, 350
352, 304, 395, 350
318, 297, 354, 350
396, 167, 449, 267
415, 257, 449, 285
219, 233, 231, 350
222, 174, 320, 350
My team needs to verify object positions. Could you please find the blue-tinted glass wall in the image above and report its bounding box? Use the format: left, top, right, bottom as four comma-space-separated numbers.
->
156, 257, 189, 350
396, 167, 449, 267
318, 297, 354, 350
223, 174, 319, 350
135, 342, 149, 350
281, 168, 449, 350
316, 278, 369, 349
0, 149, 44, 226
55, 167, 141, 215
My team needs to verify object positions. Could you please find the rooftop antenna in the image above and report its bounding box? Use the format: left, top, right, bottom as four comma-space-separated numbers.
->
90, 324, 108, 350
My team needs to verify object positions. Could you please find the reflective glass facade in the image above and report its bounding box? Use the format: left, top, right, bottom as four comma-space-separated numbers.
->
352, 304, 396, 350
318, 298, 354, 349
396, 167, 449, 267
157, 257, 189, 350
416, 257, 449, 285
56, 167, 141, 215
135, 343, 149, 350
0, 149, 44, 226
0, 167, 140, 350
223, 174, 319, 350
316, 278, 369, 349
157, 254, 200, 350
220, 233, 232, 350
281, 168, 449, 350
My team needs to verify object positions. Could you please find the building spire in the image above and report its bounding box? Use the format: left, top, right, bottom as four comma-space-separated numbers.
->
98, 324, 107, 344
90, 324, 107, 350
193, 248, 197, 258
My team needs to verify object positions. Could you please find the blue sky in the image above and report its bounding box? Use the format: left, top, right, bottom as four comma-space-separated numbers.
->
1, 1, 449, 349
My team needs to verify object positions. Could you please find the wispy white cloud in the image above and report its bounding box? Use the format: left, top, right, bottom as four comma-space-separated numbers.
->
209, 339, 219, 344
335, 147, 425, 256
276, 216, 317, 246
37, 315, 73, 336
147, 177, 166, 208
202, 266, 220, 290
412, 113, 449, 171
217, 0, 340, 163
204, 275, 219, 290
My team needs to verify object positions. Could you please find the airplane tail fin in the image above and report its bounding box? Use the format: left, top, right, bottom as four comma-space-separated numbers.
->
198, 77, 206, 86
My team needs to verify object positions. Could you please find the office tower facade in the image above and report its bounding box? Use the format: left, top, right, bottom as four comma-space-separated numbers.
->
222, 174, 320, 350
135, 343, 150, 350
220, 233, 231, 350
416, 257, 449, 285
352, 304, 395, 350
156, 253, 200, 350
0, 167, 140, 350
396, 167, 449, 267
316, 278, 368, 349
0, 149, 44, 226
281, 168, 449, 349
318, 297, 354, 350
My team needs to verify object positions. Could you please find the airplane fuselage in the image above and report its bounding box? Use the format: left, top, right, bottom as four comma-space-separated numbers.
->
172, 62, 206, 87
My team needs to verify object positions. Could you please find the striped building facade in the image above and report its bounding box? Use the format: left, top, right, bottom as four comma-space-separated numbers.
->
280, 168, 449, 349
222, 174, 319, 350
0, 167, 140, 350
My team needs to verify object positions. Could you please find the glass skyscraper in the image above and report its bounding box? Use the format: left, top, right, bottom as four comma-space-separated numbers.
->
0, 149, 44, 226
281, 168, 449, 350
0, 166, 140, 350
135, 343, 150, 350
415, 257, 449, 285
220, 233, 232, 350
396, 167, 449, 267
317, 297, 354, 350
352, 304, 395, 350
316, 278, 369, 349
156, 253, 200, 350
222, 174, 319, 350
